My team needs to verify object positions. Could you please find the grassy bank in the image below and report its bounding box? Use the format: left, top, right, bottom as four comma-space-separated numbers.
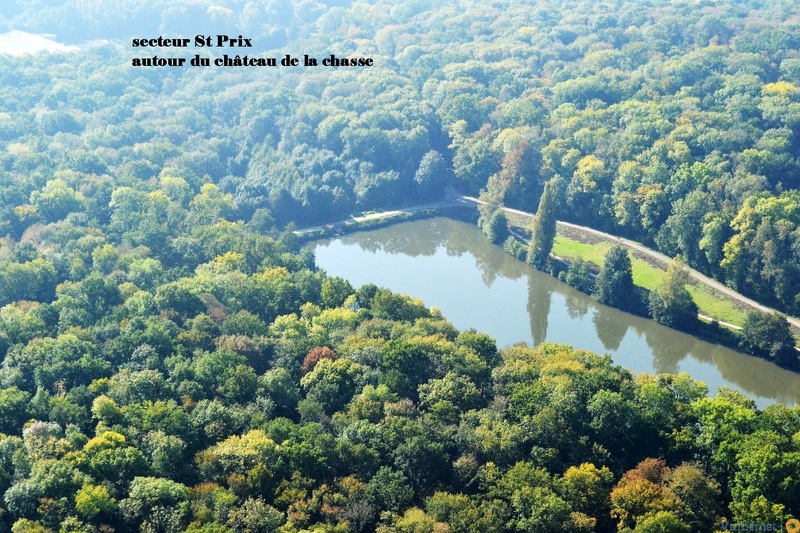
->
550, 232, 748, 327
298, 201, 752, 329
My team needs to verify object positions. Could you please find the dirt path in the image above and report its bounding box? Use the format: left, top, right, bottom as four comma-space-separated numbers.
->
557, 220, 800, 329
555, 220, 798, 323
461, 195, 800, 330
294, 189, 464, 235
296, 193, 800, 330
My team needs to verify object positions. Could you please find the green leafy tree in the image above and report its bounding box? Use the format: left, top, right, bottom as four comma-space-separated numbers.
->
188, 184, 236, 226
393, 435, 449, 491
82, 431, 149, 488
0, 388, 32, 435
648, 257, 699, 332
75, 483, 117, 522
0, 259, 58, 307
370, 290, 429, 323
55, 274, 122, 326
195, 430, 278, 486
300, 357, 365, 415
667, 463, 721, 532
418, 372, 483, 420
261, 368, 300, 418
565, 257, 595, 294
5, 459, 88, 522
633, 510, 691, 533
452, 132, 500, 194
380, 338, 434, 401
121, 476, 189, 529
455, 330, 499, 367
588, 390, 649, 464
480, 209, 509, 245
366, 467, 414, 513
143, 431, 187, 479
193, 349, 258, 404
414, 150, 449, 200
155, 282, 206, 324
30, 179, 84, 223
426, 491, 503, 533
320, 277, 354, 309
226, 497, 284, 532
738, 311, 797, 367
558, 463, 614, 529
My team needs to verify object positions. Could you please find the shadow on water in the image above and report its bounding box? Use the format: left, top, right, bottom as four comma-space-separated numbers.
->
310, 217, 800, 408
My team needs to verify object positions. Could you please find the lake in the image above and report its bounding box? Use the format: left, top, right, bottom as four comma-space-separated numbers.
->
309, 217, 800, 409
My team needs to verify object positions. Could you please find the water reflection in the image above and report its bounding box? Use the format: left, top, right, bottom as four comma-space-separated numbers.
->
565, 294, 590, 320
337, 220, 530, 282
310, 218, 800, 408
527, 277, 551, 346
644, 324, 694, 375
593, 306, 628, 352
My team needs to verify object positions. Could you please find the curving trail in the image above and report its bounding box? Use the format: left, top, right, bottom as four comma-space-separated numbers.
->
294, 189, 464, 235
460, 195, 800, 330
296, 193, 800, 330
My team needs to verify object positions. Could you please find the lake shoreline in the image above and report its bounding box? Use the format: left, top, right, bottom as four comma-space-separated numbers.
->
297, 197, 799, 375
313, 214, 800, 404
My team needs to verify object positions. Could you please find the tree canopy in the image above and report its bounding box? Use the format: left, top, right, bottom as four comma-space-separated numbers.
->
648, 257, 699, 333
595, 245, 641, 314
1, 0, 800, 530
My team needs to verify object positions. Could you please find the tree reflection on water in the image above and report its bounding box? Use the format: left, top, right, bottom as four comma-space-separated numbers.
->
310, 217, 800, 408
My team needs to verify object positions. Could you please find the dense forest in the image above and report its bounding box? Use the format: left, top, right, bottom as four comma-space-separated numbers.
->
1, 0, 800, 531
1, 0, 800, 315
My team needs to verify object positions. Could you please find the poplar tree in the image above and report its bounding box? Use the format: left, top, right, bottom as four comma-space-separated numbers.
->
527, 178, 559, 270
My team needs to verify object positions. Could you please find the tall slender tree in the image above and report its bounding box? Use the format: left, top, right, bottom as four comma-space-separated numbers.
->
527, 178, 559, 270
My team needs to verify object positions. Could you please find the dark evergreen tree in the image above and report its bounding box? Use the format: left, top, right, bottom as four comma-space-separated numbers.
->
595, 245, 640, 313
